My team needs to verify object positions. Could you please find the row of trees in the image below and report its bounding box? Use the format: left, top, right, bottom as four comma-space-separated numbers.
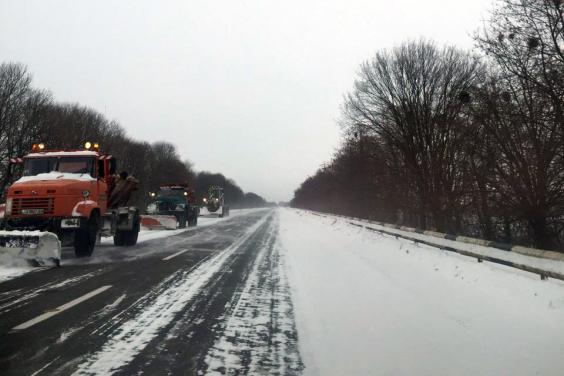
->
293, 0, 564, 250
0, 62, 267, 209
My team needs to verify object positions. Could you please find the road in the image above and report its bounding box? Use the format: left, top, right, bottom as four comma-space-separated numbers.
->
3, 208, 564, 376
0, 209, 302, 375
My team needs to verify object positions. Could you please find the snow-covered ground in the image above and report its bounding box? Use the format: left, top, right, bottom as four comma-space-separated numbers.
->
345, 216, 564, 276
278, 209, 564, 376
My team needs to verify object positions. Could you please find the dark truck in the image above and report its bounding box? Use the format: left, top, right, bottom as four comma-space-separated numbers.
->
142, 185, 199, 229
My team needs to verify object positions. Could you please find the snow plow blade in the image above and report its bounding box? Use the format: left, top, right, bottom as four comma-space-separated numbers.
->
0, 231, 61, 267
140, 215, 177, 230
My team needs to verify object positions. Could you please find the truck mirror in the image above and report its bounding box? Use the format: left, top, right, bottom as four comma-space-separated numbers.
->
109, 158, 117, 175
98, 159, 105, 178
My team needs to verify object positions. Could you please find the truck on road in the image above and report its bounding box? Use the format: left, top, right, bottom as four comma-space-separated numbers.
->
0, 142, 141, 265
202, 186, 229, 218
141, 184, 199, 229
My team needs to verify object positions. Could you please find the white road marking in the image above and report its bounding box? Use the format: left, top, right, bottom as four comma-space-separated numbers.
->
30, 356, 61, 376
11, 285, 112, 331
162, 248, 190, 261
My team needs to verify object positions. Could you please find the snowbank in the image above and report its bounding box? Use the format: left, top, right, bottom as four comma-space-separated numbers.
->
279, 209, 564, 376
340, 215, 564, 278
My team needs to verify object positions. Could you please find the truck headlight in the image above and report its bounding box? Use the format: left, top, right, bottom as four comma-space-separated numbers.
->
5, 198, 12, 215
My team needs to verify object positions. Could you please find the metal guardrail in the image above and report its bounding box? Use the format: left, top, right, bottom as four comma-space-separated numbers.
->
309, 211, 564, 282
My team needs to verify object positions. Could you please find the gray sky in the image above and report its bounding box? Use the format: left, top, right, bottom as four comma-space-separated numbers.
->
0, 0, 492, 202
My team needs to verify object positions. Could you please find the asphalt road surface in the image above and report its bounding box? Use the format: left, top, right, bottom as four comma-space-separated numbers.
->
0, 209, 303, 375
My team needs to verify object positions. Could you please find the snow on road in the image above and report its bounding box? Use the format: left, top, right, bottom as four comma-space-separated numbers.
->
0, 265, 33, 283
204, 213, 303, 375
278, 209, 564, 376
73, 212, 271, 375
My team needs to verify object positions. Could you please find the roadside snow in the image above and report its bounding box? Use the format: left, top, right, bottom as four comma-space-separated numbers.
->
347, 216, 564, 276
279, 209, 564, 376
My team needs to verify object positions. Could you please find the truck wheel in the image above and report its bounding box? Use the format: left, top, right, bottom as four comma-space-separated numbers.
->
188, 209, 198, 227
178, 215, 187, 229
75, 214, 98, 257
113, 231, 125, 246
124, 214, 140, 246
114, 213, 140, 246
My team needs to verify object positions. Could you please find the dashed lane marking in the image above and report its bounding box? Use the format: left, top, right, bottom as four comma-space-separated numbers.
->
11, 285, 112, 332
162, 248, 190, 261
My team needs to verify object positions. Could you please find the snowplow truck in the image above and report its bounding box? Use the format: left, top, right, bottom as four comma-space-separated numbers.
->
141, 185, 199, 230
0, 142, 141, 266
202, 186, 229, 217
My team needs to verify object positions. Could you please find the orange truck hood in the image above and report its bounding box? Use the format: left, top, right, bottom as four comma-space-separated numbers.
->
10, 178, 96, 196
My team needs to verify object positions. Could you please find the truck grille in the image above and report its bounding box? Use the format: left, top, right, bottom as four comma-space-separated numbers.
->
12, 197, 55, 215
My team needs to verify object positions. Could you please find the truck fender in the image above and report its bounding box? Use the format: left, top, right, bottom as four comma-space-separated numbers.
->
72, 200, 100, 218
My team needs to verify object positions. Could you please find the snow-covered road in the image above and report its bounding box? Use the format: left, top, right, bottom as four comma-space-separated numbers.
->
279, 209, 564, 376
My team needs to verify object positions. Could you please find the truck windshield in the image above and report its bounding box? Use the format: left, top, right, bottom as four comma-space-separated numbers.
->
157, 190, 185, 198
156, 192, 186, 203
23, 157, 95, 177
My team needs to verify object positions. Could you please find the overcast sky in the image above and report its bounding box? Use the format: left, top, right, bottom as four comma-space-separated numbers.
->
0, 0, 493, 202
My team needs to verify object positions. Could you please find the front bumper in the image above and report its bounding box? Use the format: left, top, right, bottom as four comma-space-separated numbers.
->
5, 216, 87, 232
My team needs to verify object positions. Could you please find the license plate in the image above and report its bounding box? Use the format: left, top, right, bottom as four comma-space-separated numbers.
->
61, 218, 80, 228
21, 208, 44, 215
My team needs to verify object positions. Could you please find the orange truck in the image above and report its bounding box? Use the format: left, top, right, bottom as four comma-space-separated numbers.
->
0, 142, 141, 265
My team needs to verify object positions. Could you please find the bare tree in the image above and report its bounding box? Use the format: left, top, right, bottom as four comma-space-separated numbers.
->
343, 40, 484, 231
474, 0, 564, 248
0, 63, 52, 194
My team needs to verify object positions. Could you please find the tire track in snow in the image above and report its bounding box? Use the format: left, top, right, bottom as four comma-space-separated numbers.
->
203, 213, 304, 376
71, 213, 272, 375
116, 221, 274, 375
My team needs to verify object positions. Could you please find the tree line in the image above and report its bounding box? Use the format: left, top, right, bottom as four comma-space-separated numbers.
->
292, 0, 564, 250
0, 62, 267, 209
